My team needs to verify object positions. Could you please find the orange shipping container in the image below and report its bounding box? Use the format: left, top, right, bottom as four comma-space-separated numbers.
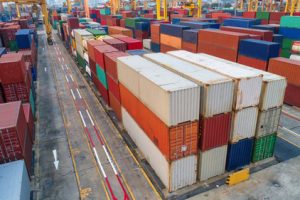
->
108, 26, 133, 37
268, 57, 300, 87
109, 91, 122, 121
120, 83, 198, 161
160, 44, 179, 53
182, 41, 197, 53
160, 34, 182, 49
151, 24, 160, 44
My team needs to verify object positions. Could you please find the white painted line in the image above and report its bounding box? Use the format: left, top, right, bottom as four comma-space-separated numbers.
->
86, 109, 94, 126
76, 89, 82, 99
61, 65, 64, 70
70, 89, 76, 100
79, 111, 86, 127
65, 75, 69, 83
53, 149, 59, 170
58, 57, 61, 62
69, 75, 74, 82
44, 67, 47, 72
93, 147, 107, 178
103, 146, 118, 175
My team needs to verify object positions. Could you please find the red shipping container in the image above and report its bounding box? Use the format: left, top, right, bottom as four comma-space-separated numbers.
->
261, 19, 269, 25
120, 83, 199, 161
104, 51, 129, 81
199, 113, 231, 151
94, 45, 118, 70
0, 84, 4, 103
182, 41, 197, 53
2, 81, 30, 103
67, 17, 79, 29
135, 30, 149, 40
91, 72, 109, 105
22, 103, 34, 143
284, 84, 300, 107
238, 55, 268, 71
87, 40, 106, 62
120, 19, 126, 27
89, 58, 96, 74
109, 91, 122, 121
269, 12, 287, 21
160, 44, 179, 53
268, 57, 300, 87
107, 74, 120, 102
220, 26, 273, 41
0, 53, 27, 84
103, 38, 127, 52
198, 29, 249, 50
110, 34, 129, 39
243, 11, 256, 18
198, 42, 239, 62
118, 37, 143, 50
0, 101, 32, 176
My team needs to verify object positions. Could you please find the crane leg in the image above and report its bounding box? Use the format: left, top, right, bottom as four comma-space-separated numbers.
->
40, 0, 53, 45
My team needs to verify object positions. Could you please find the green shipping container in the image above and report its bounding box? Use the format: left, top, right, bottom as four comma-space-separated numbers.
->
280, 16, 300, 28
96, 64, 108, 89
77, 51, 86, 69
53, 20, 57, 30
282, 38, 294, 49
100, 8, 111, 15
125, 18, 142, 28
256, 12, 270, 20
280, 48, 291, 58
252, 133, 277, 162
9, 40, 18, 51
30, 89, 35, 114
86, 28, 106, 37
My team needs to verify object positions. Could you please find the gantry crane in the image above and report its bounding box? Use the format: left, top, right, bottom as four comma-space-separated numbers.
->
285, 0, 300, 15
0, 0, 53, 44
248, 0, 259, 11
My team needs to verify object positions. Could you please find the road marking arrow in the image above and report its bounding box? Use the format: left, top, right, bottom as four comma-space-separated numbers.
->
53, 149, 59, 170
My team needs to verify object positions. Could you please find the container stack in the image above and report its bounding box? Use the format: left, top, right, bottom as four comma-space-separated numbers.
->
182, 29, 200, 53
256, 12, 270, 24
237, 39, 280, 70
114, 36, 143, 50
220, 26, 274, 41
103, 38, 127, 52
150, 24, 160, 52
118, 55, 200, 192
268, 57, 300, 107
198, 29, 249, 62
168, 50, 263, 171
135, 21, 150, 40
104, 51, 129, 120
108, 26, 133, 37
0, 24, 20, 51
74, 29, 93, 70
86, 40, 106, 78
160, 24, 190, 53
93, 45, 118, 104
269, 12, 287, 24
143, 53, 234, 181
0, 101, 33, 176
279, 16, 300, 58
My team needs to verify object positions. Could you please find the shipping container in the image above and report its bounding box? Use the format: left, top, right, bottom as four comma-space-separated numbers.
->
256, 107, 281, 138
104, 51, 129, 82
103, 38, 127, 52
117, 55, 200, 126
284, 84, 300, 107
94, 45, 118, 69
198, 145, 227, 181
220, 26, 273, 41
252, 133, 276, 162
0, 160, 30, 200
144, 53, 234, 117
226, 138, 254, 171
121, 107, 197, 192
22, 103, 34, 143
237, 55, 268, 71
200, 54, 287, 110
120, 84, 198, 161
230, 107, 258, 143
167, 50, 263, 110
86, 40, 106, 62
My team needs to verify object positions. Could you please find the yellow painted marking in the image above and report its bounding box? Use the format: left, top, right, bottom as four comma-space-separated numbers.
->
226, 168, 250, 186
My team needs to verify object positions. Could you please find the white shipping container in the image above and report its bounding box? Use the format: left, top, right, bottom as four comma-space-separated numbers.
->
144, 53, 234, 117
121, 107, 197, 191
199, 145, 227, 181
231, 107, 258, 142
118, 55, 201, 126
86, 65, 91, 77
143, 39, 151, 49
256, 107, 281, 138
203, 54, 287, 110
74, 29, 93, 47
167, 50, 263, 110
75, 41, 84, 58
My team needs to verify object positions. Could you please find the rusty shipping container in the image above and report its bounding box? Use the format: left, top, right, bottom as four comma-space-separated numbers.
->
122, 107, 197, 192
120, 83, 199, 161
256, 107, 281, 138
167, 50, 263, 110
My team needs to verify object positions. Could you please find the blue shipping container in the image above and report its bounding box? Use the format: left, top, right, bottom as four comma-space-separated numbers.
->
135, 21, 150, 31
16, 29, 32, 49
160, 24, 190, 38
252, 24, 279, 33
151, 42, 160, 52
226, 138, 254, 171
172, 18, 181, 24
239, 39, 280, 61
273, 34, 284, 45
0, 160, 31, 200
223, 18, 261, 28
126, 49, 151, 56
279, 27, 300, 40
183, 29, 200, 43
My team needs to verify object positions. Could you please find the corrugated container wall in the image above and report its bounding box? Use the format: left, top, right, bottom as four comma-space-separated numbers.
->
121, 107, 197, 192
167, 50, 263, 110
0, 160, 30, 200
117, 55, 200, 126
143, 53, 234, 117
198, 145, 227, 181
256, 107, 281, 138
230, 107, 258, 142
200, 54, 287, 110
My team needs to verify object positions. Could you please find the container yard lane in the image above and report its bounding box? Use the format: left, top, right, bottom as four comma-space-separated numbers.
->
46, 31, 159, 200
